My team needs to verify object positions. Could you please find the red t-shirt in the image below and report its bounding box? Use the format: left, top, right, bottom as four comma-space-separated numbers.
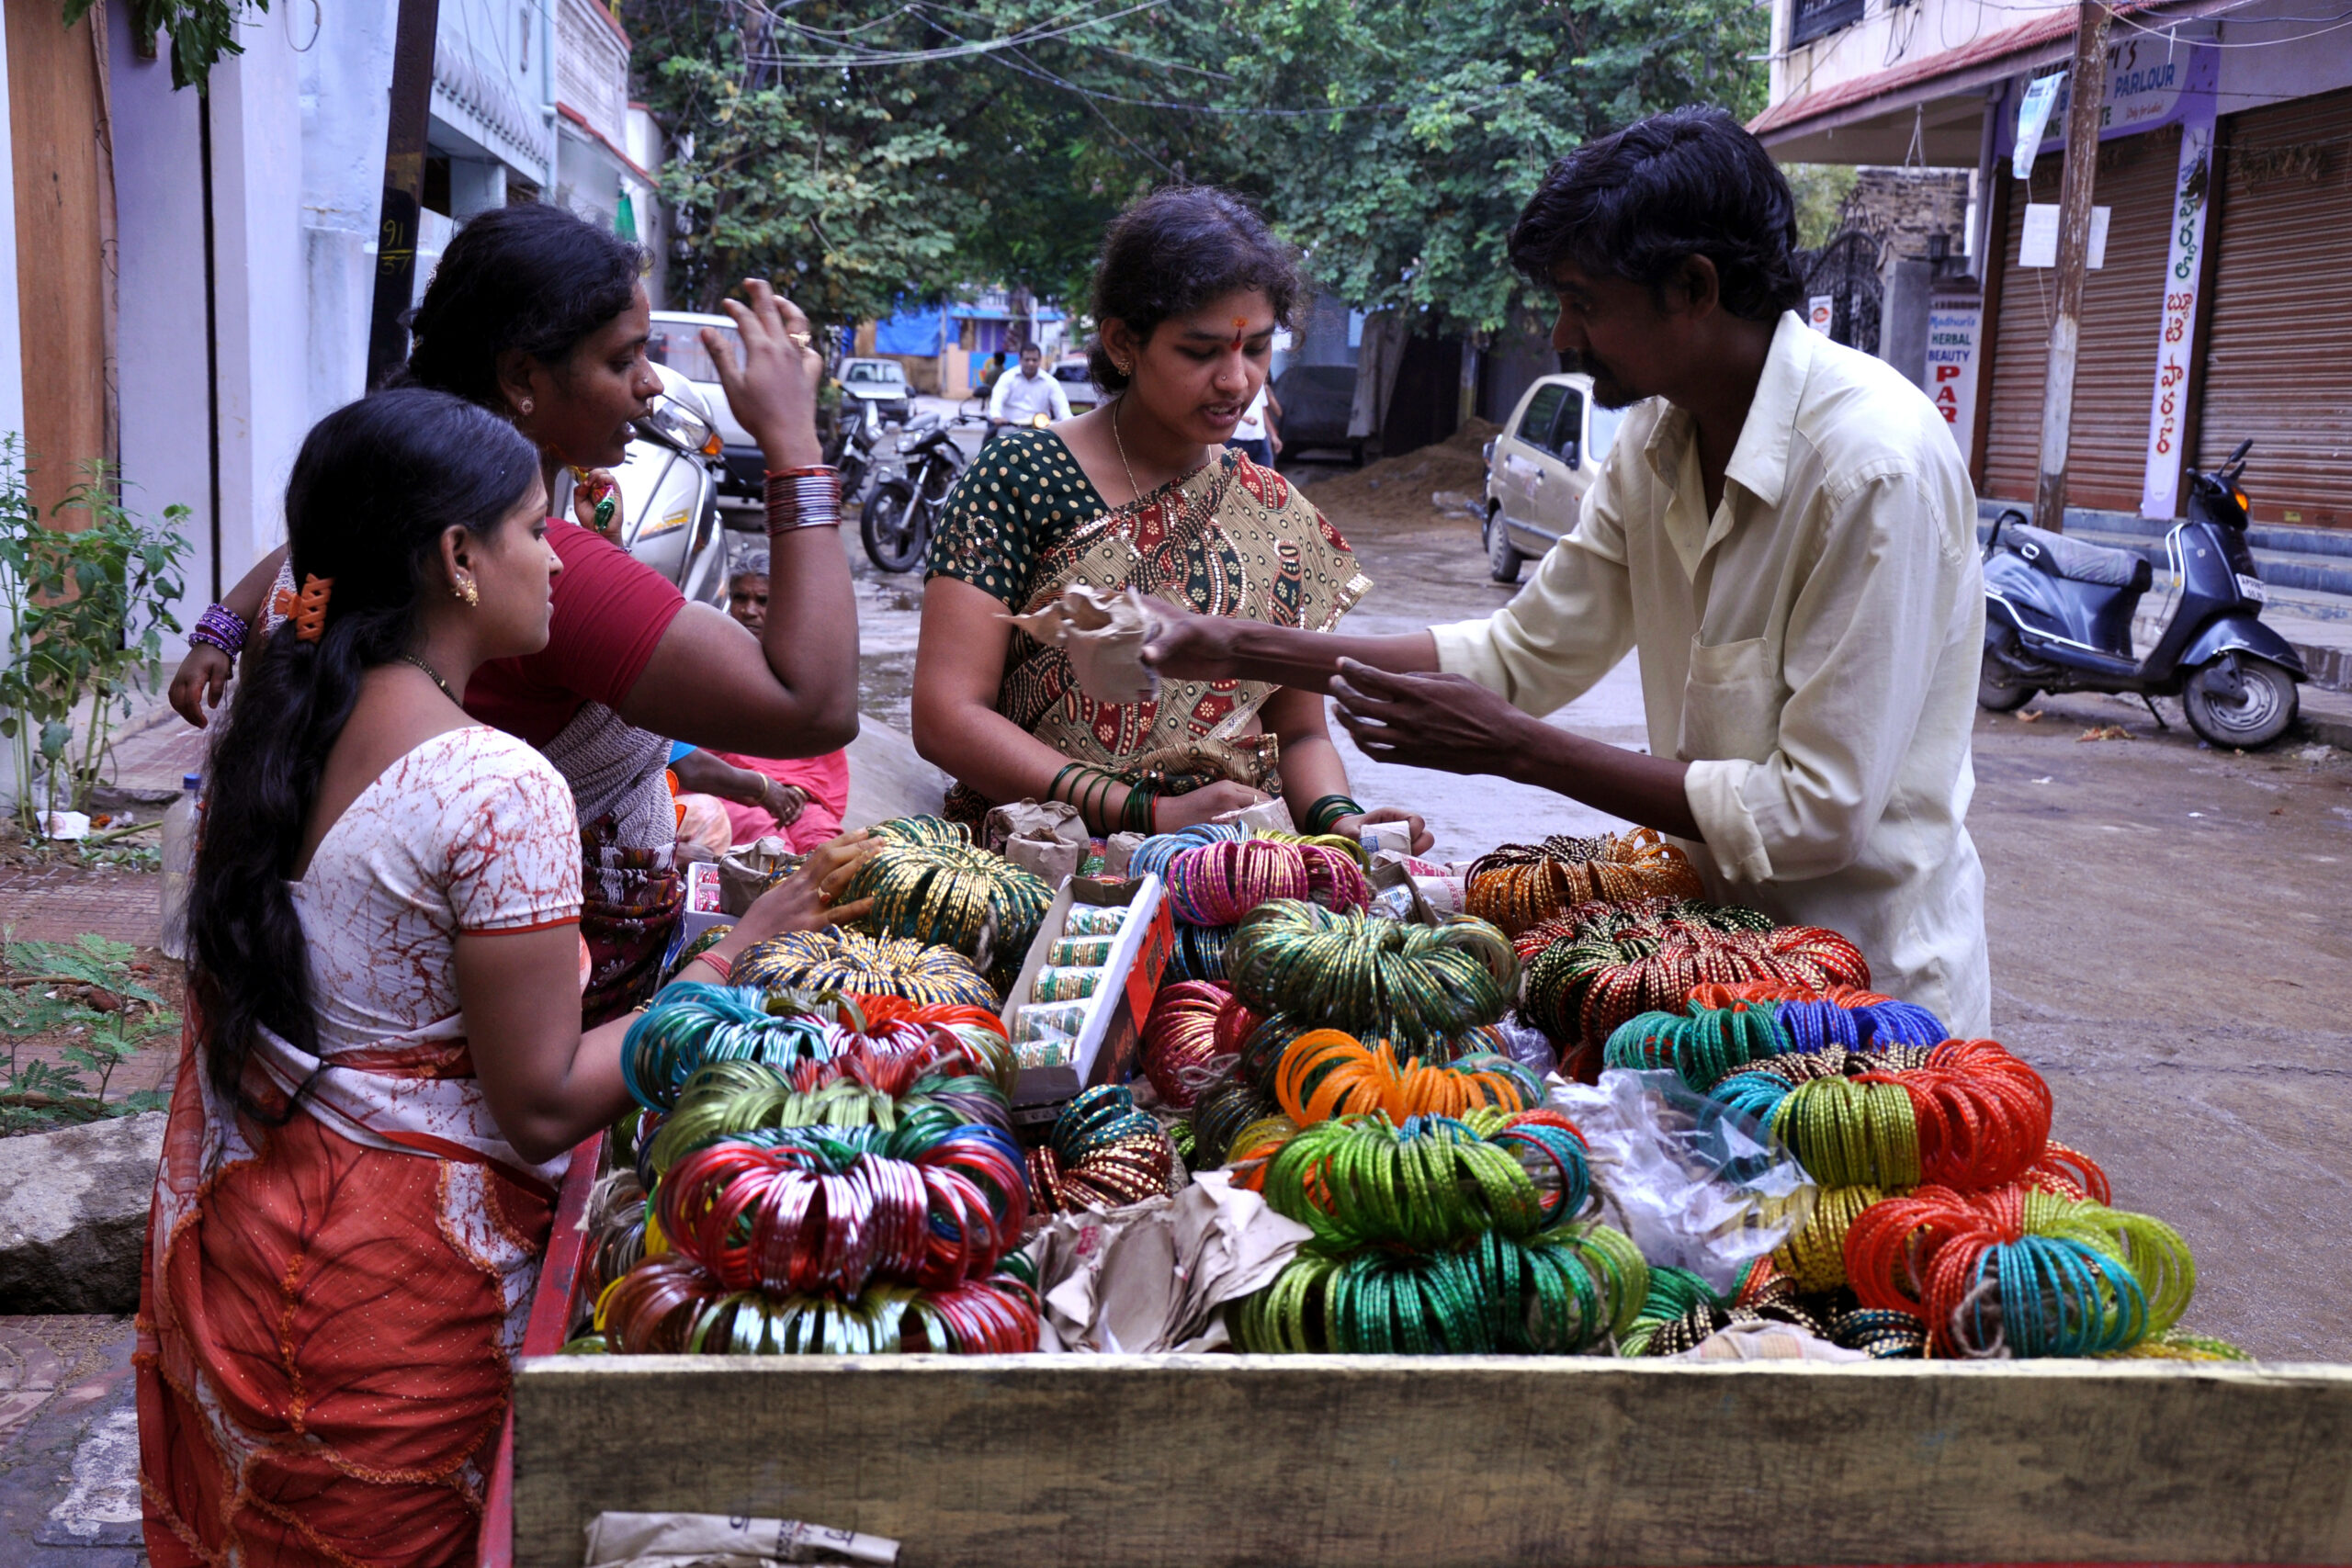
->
463, 520, 687, 747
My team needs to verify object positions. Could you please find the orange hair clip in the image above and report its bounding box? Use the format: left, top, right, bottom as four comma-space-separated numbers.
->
270, 573, 334, 642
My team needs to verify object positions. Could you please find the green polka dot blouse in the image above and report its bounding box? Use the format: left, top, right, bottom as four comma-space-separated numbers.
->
924, 427, 1112, 606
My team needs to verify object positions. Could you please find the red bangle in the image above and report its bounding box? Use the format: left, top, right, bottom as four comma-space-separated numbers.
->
688, 950, 732, 985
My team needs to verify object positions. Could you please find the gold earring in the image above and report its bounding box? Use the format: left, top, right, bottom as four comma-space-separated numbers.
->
454, 576, 479, 606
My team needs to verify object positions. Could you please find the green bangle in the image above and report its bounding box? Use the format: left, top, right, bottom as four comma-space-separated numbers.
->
1303, 794, 1364, 835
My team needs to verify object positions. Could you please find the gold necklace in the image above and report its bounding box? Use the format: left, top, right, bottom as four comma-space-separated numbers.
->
1111, 393, 1208, 504
1111, 394, 1143, 503
399, 652, 455, 701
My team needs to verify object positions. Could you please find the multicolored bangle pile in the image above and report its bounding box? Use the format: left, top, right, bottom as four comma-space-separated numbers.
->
1223, 901, 1517, 1044
1269, 1031, 1543, 1125
1464, 828, 1705, 936
1518, 897, 1867, 1055
1846, 1184, 2195, 1358
1140, 980, 1237, 1109
1026, 1084, 1182, 1214
1164, 838, 1369, 923
844, 816, 1053, 987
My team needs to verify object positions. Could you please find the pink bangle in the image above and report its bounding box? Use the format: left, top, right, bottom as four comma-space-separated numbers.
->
688, 950, 732, 985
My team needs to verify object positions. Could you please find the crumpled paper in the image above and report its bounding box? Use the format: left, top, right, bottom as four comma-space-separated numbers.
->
1669, 1320, 1868, 1364
1021, 1168, 1311, 1353
1102, 831, 1147, 877
984, 798, 1090, 881
582, 1512, 898, 1567
1004, 585, 1163, 705
716, 836, 797, 916
1547, 1068, 1815, 1294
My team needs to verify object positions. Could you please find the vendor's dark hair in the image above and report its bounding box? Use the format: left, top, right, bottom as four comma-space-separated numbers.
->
1507, 107, 1804, 323
188, 389, 540, 1120
1087, 186, 1302, 392
404, 202, 647, 404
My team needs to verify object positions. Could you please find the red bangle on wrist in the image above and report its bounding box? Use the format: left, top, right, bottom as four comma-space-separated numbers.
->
688, 950, 732, 985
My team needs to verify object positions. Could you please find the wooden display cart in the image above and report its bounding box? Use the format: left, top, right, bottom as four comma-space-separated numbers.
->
475, 1129, 2352, 1568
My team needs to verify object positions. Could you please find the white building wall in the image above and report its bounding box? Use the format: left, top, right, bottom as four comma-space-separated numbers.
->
109, 3, 398, 637
107, 6, 209, 607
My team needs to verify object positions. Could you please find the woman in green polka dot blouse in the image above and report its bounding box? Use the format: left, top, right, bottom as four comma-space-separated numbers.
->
914, 188, 1430, 852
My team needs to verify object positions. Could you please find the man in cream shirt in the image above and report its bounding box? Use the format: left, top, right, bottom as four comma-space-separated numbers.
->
1142, 107, 1988, 1032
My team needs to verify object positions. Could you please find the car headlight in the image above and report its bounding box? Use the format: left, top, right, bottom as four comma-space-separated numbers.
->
637, 394, 721, 457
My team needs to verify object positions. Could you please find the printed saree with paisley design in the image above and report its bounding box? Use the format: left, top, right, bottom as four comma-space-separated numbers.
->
944, 448, 1372, 829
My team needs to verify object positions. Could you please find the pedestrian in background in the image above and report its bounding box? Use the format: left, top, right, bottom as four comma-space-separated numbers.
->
1230, 382, 1283, 466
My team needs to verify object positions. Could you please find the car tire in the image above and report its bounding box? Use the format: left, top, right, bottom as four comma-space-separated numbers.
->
2182, 656, 2298, 749
1485, 513, 1522, 584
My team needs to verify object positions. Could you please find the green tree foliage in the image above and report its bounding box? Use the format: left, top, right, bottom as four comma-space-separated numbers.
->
1785, 163, 1860, 249
628, 0, 1768, 333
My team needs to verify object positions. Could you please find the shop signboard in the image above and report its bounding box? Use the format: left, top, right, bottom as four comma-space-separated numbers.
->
1927, 293, 1981, 462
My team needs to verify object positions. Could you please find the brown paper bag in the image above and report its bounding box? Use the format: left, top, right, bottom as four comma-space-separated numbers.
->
1003, 585, 1163, 705
981, 798, 1085, 857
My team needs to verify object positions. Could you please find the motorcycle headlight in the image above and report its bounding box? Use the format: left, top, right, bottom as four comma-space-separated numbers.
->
637, 394, 721, 457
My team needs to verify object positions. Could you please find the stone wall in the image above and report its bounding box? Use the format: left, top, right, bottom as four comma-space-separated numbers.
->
1838, 165, 1973, 263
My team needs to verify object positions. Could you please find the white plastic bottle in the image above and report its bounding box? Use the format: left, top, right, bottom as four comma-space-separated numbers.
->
159, 773, 201, 961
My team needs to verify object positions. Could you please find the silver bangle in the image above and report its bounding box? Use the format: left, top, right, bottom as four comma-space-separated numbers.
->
765, 467, 842, 534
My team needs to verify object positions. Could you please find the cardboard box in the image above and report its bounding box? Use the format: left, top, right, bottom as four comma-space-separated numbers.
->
679, 861, 733, 949
1000, 873, 1174, 1115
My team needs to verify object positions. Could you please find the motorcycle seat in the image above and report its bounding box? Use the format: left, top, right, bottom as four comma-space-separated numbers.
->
2005, 524, 2154, 592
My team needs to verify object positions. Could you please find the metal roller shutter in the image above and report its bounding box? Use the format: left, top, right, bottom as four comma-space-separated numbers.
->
1983, 125, 2180, 511
2194, 89, 2352, 528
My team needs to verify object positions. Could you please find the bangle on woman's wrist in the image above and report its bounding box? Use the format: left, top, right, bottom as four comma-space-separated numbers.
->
687, 950, 732, 985
190, 603, 251, 657
764, 466, 842, 535
1302, 794, 1365, 836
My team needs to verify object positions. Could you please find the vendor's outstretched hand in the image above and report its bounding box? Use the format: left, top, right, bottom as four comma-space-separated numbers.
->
1330, 658, 1532, 781
1138, 598, 1241, 682
735, 829, 877, 944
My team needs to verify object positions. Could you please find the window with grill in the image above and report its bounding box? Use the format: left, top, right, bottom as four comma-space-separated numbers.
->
1789, 0, 1865, 47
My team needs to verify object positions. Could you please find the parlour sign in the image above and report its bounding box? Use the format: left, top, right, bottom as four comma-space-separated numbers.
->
2000, 33, 2216, 157
1926, 294, 1981, 463
2140, 44, 2221, 519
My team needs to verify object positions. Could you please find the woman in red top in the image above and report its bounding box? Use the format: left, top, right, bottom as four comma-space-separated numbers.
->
171, 204, 859, 1018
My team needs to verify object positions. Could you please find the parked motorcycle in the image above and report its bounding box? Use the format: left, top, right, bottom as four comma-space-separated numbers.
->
833, 396, 885, 515
863, 405, 984, 572
1979, 438, 2307, 749
556, 364, 729, 608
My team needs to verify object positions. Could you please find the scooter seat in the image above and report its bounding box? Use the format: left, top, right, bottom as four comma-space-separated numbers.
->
2005, 525, 2154, 592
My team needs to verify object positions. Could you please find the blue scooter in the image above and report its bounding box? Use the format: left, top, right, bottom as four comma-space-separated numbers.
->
1979, 439, 2306, 749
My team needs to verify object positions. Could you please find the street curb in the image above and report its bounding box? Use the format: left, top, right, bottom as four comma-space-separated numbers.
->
2301, 709, 2352, 751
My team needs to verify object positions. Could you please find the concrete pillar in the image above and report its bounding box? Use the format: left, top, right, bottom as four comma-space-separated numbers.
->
1882, 258, 1934, 390
450, 157, 507, 220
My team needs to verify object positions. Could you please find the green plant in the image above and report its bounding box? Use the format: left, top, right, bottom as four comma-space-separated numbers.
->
0, 932, 175, 1134
62, 0, 273, 93
0, 438, 193, 834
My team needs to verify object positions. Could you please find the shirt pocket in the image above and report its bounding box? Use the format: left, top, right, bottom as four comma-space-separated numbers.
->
1677, 633, 1782, 764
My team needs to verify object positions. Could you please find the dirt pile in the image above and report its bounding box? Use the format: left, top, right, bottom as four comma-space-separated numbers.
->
1302, 418, 1498, 532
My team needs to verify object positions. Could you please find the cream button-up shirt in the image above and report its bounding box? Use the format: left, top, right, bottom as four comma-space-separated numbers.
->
1431, 310, 1989, 1032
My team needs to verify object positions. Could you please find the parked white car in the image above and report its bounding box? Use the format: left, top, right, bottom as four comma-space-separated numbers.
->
838, 357, 916, 423
648, 310, 762, 500
1481, 371, 1626, 583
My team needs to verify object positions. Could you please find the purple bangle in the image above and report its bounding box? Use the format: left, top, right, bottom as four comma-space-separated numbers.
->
189, 603, 249, 657
765, 466, 842, 535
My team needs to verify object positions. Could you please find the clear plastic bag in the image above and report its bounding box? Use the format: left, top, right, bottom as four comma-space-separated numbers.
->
1547, 1067, 1815, 1293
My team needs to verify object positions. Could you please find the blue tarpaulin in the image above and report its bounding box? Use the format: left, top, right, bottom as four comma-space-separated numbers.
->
875, 306, 944, 355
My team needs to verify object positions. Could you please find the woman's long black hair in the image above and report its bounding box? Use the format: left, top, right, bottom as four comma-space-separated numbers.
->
188, 389, 540, 1117
404, 201, 647, 405
1087, 186, 1304, 393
